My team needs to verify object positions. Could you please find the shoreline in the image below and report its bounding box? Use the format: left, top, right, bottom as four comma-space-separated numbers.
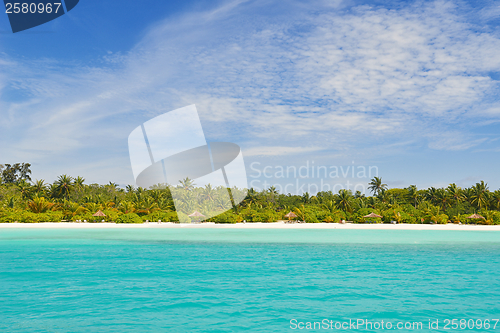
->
0, 222, 500, 230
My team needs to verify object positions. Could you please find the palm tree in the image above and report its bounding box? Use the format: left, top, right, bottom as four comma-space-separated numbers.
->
268, 186, 278, 195
446, 183, 464, 208
366, 196, 378, 209
214, 195, 232, 211
74, 176, 85, 190
157, 196, 174, 211
93, 194, 106, 205
293, 204, 307, 222
118, 201, 135, 214
463, 187, 474, 204
368, 177, 387, 196
33, 179, 47, 196
201, 184, 217, 202
377, 188, 391, 203
172, 189, 198, 212
3, 196, 17, 209
335, 189, 354, 213
322, 200, 338, 214
392, 210, 403, 223
354, 190, 364, 199
85, 202, 103, 214
59, 200, 87, 219
267, 186, 279, 206
27, 195, 54, 213
179, 177, 195, 191
48, 183, 58, 199
420, 203, 441, 223
407, 185, 419, 208
435, 188, 450, 211
131, 192, 143, 209
301, 192, 311, 204
55, 175, 74, 199
471, 181, 490, 210
490, 190, 500, 210
425, 187, 439, 206
355, 197, 368, 209
148, 189, 162, 204
107, 181, 118, 189
244, 188, 259, 207
135, 197, 159, 215
17, 179, 33, 200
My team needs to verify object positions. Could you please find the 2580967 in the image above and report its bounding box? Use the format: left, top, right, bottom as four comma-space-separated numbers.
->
443, 319, 499, 330
5, 3, 62, 14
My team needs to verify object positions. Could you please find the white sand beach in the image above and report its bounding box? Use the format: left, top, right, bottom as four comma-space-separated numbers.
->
1, 222, 500, 230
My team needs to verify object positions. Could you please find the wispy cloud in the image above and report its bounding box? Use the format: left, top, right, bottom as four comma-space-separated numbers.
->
244, 146, 324, 156
0, 0, 499, 184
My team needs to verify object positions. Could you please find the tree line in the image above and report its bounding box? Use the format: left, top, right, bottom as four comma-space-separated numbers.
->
0, 164, 499, 224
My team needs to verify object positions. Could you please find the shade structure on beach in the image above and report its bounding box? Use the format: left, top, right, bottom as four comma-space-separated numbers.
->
188, 211, 205, 223
284, 211, 298, 219
363, 212, 382, 218
188, 211, 205, 218
466, 213, 485, 219
93, 210, 106, 217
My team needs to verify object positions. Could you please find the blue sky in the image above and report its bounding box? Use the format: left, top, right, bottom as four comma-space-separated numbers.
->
1, 0, 500, 194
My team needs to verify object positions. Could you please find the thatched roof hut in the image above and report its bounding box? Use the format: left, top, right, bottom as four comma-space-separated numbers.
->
363, 212, 383, 218
284, 211, 298, 219
93, 210, 106, 217
466, 213, 485, 219
188, 211, 205, 217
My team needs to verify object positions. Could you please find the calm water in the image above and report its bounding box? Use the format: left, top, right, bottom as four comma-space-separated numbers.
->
0, 229, 499, 332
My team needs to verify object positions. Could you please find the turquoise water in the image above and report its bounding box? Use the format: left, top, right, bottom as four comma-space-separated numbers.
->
0, 229, 499, 332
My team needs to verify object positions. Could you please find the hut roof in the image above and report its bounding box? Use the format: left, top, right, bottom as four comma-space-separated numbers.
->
284, 211, 298, 218
363, 212, 383, 218
466, 213, 485, 219
93, 210, 106, 217
188, 211, 205, 217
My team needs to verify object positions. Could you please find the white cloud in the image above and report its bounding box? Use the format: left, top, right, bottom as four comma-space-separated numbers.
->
0, 0, 500, 184
244, 146, 324, 156
427, 132, 487, 151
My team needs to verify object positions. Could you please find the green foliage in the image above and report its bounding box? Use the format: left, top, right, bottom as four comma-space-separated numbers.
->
0, 209, 23, 223
368, 177, 387, 196
116, 213, 142, 224
0, 210, 63, 223
386, 188, 409, 204
2, 169, 500, 225
144, 211, 179, 222
486, 211, 500, 225
334, 189, 354, 213
379, 208, 416, 224
176, 211, 190, 223
72, 213, 95, 222
1, 163, 32, 184
101, 210, 119, 222
314, 209, 343, 223
208, 211, 240, 223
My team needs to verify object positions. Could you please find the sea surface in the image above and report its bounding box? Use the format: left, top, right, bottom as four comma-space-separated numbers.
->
0, 229, 499, 332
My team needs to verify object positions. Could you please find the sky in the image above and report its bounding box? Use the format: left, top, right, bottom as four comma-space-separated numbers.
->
0, 0, 500, 194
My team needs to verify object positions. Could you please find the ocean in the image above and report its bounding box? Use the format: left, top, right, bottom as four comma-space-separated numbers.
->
0, 229, 499, 332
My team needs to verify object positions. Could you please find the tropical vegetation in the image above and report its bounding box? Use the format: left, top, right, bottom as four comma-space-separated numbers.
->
1, 163, 500, 224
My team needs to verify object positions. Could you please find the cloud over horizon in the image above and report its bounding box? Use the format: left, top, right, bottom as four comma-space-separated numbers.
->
0, 0, 499, 188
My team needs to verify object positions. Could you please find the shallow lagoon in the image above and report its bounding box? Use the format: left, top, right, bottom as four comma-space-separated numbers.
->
1, 229, 499, 332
